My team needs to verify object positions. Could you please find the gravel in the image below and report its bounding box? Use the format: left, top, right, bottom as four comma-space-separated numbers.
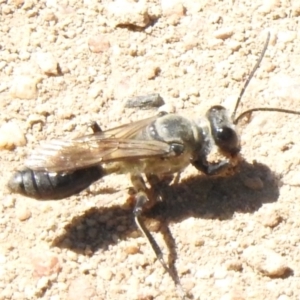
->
1, 0, 300, 299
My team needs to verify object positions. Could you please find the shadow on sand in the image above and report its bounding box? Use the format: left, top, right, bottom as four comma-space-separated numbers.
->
52, 160, 280, 255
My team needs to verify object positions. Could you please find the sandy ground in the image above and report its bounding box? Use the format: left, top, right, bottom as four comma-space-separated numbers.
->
1, 1, 300, 299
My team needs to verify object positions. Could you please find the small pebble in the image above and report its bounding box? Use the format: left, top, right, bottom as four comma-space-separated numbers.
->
277, 31, 297, 44
227, 40, 241, 51
68, 276, 96, 300
161, 1, 186, 19
36, 277, 50, 290
0, 122, 26, 150
243, 246, 290, 277
158, 103, 176, 114
107, 0, 151, 28
257, 206, 283, 228
124, 244, 140, 255
98, 267, 113, 280
214, 27, 234, 40
35, 52, 59, 75
88, 35, 110, 53
31, 253, 61, 277
242, 176, 264, 190
207, 38, 224, 49
292, 2, 300, 16
144, 64, 160, 80
10, 75, 39, 99
220, 291, 246, 300
27, 114, 46, 127
225, 259, 243, 272
258, 0, 281, 14
16, 207, 31, 221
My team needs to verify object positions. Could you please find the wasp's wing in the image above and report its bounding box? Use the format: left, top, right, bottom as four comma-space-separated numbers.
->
77, 115, 158, 141
25, 114, 174, 172
25, 138, 174, 172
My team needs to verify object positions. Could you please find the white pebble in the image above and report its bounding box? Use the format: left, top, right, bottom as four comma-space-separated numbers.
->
98, 267, 113, 280
257, 206, 283, 228
0, 122, 26, 150
35, 52, 59, 75
16, 207, 32, 221
277, 31, 297, 44
227, 40, 241, 51
243, 245, 290, 277
161, 1, 186, 18
36, 277, 50, 290
88, 85, 103, 99
258, 0, 280, 14
158, 103, 176, 114
107, 0, 151, 28
10, 75, 39, 99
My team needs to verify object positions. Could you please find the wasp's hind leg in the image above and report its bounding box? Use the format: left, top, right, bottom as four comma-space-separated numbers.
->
131, 174, 187, 299
131, 174, 166, 266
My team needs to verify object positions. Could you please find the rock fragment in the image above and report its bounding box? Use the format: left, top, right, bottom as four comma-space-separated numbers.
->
10, 75, 39, 99
213, 27, 234, 40
35, 52, 59, 75
16, 207, 32, 221
31, 253, 61, 277
125, 93, 164, 109
0, 122, 26, 150
88, 35, 110, 53
242, 176, 264, 190
257, 206, 283, 228
107, 0, 151, 28
68, 276, 96, 300
161, 1, 186, 24
243, 246, 291, 277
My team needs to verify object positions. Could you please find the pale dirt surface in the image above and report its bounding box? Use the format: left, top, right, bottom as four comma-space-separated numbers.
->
1, 1, 300, 300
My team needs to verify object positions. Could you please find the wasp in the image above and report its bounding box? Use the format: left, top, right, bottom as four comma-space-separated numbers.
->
7, 33, 300, 299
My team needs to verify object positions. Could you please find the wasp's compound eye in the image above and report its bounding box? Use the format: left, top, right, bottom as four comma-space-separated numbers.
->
215, 126, 240, 154
216, 126, 235, 142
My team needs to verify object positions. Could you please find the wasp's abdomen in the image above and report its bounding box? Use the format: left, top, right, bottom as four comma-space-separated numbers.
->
7, 166, 104, 200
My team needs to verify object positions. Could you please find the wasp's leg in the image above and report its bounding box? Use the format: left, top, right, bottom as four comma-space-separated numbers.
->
146, 173, 176, 187
131, 174, 167, 267
192, 158, 231, 176
145, 173, 179, 202
131, 174, 186, 299
88, 121, 102, 133
147, 173, 182, 186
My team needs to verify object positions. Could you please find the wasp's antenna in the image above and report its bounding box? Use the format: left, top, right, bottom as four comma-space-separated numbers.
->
231, 32, 270, 120
234, 107, 300, 125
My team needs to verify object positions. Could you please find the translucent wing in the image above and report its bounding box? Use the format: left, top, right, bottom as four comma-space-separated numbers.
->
77, 115, 158, 141
25, 115, 175, 172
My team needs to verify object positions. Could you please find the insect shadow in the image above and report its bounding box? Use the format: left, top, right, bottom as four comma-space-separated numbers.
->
52, 159, 279, 259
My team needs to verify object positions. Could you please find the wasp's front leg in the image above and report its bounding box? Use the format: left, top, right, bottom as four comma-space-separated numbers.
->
192, 158, 232, 176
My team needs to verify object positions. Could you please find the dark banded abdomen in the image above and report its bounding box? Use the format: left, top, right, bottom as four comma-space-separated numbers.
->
7, 166, 104, 200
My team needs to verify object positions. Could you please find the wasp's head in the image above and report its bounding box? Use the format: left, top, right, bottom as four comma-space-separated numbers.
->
206, 105, 241, 157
